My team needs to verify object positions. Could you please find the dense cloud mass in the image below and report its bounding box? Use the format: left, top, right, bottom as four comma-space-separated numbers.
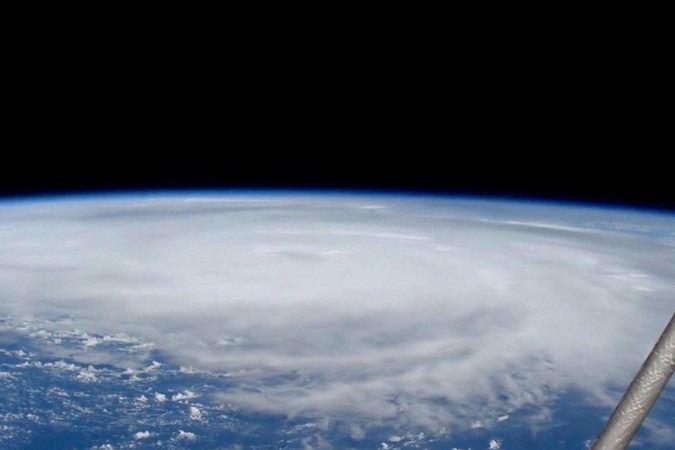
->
1, 194, 674, 440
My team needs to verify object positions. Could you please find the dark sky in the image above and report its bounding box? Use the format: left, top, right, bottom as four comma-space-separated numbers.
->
3, 80, 669, 210
2, 141, 671, 212
4, 27, 670, 212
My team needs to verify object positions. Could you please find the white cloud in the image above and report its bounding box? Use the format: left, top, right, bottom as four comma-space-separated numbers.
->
172, 390, 198, 401
145, 361, 161, 372
76, 365, 98, 382
189, 406, 202, 421
133, 430, 152, 439
177, 430, 197, 440
83, 335, 100, 347
0, 196, 674, 438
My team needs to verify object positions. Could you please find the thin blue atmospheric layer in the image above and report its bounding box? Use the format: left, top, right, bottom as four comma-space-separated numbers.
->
4, 188, 671, 244
0, 187, 673, 214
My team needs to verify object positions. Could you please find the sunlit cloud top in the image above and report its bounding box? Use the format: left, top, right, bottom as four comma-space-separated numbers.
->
1, 195, 674, 439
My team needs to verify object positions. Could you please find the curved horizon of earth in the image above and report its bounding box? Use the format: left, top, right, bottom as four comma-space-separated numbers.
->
0, 191, 673, 449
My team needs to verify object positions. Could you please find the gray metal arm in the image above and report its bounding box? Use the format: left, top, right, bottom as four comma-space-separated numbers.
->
591, 313, 675, 450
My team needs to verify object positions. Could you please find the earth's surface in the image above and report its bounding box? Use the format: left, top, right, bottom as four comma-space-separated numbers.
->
0, 192, 673, 450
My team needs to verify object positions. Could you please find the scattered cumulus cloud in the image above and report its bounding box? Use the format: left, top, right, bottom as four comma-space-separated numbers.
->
172, 390, 198, 401
189, 406, 202, 421
133, 430, 151, 440
76, 366, 98, 383
177, 430, 197, 440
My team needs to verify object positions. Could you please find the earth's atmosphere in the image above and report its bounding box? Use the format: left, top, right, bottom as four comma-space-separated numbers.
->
0, 192, 673, 450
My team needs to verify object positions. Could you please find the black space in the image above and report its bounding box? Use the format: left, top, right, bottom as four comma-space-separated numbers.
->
3, 23, 671, 213
2, 102, 670, 210
1, 145, 670, 212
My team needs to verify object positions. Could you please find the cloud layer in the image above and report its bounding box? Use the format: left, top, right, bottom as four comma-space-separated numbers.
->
1, 194, 674, 437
